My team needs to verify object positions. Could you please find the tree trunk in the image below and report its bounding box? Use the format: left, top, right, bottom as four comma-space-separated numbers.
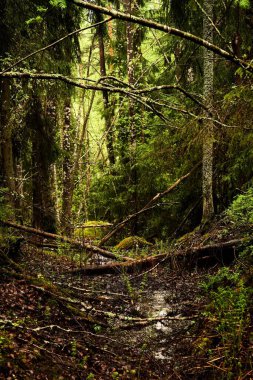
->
29, 95, 57, 232
61, 100, 73, 235
97, 13, 115, 165
202, 0, 215, 223
0, 79, 16, 212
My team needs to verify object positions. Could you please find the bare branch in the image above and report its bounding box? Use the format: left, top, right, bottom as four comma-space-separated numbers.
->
99, 162, 201, 246
2, 18, 113, 74
69, 0, 253, 73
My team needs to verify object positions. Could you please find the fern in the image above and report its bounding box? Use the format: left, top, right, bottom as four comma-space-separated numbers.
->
226, 187, 253, 225
234, 0, 250, 9
49, 0, 67, 9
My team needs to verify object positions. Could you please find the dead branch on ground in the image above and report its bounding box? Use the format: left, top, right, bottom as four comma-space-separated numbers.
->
0, 220, 130, 261
99, 163, 201, 246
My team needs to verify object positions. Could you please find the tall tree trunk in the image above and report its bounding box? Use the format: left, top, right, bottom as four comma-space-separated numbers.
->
0, 79, 17, 215
29, 95, 57, 232
61, 100, 73, 235
202, 0, 215, 223
96, 11, 115, 165
61, 39, 96, 231
124, 0, 136, 143
123, 0, 141, 234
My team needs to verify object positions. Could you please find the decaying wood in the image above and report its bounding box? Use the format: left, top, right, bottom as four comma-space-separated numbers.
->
0, 220, 130, 261
99, 163, 201, 246
71, 236, 253, 276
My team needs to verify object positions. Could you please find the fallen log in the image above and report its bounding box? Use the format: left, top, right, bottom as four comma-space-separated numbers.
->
99, 162, 201, 246
0, 220, 131, 261
69, 236, 253, 276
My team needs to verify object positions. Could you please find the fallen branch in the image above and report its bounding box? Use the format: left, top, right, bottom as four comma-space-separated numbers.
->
120, 315, 198, 330
0, 220, 130, 261
99, 162, 201, 246
70, 235, 253, 276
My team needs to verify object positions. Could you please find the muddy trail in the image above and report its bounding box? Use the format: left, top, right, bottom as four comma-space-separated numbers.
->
0, 238, 223, 380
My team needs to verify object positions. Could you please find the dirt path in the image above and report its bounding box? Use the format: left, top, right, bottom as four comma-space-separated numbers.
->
0, 246, 215, 379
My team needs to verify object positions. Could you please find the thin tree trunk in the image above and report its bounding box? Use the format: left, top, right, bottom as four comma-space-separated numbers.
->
202, 0, 215, 223
96, 11, 115, 165
61, 100, 73, 235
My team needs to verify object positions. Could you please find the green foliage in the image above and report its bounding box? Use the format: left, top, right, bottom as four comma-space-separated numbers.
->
25, 16, 43, 25
0, 188, 11, 220
200, 264, 253, 379
234, 0, 251, 9
0, 331, 15, 367
226, 187, 253, 225
74, 221, 111, 240
86, 373, 95, 380
121, 272, 147, 303
49, 0, 67, 9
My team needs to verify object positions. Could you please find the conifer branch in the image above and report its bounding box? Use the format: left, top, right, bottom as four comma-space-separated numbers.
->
69, 0, 253, 73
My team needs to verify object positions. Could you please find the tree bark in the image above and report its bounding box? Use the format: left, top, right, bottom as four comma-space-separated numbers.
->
96, 11, 115, 165
202, 0, 215, 223
29, 95, 57, 232
70, 236, 249, 276
0, 79, 16, 212
0, 220, 131, 261
61, 100, 73, 235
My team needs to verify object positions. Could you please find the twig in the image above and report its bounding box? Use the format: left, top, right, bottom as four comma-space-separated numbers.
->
99, 162, 201, 246
2, 18, 113, 74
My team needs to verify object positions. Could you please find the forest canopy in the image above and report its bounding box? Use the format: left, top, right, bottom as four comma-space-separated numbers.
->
0, 0, 253, 240
1, 2, 253, 379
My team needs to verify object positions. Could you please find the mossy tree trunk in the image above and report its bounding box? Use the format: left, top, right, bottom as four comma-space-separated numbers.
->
61, 99, 73, 235
202, 0, 215, 223
96, 8, 115, 165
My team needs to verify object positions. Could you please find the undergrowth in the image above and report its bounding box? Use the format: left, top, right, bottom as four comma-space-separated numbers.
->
197, 188, 253, 379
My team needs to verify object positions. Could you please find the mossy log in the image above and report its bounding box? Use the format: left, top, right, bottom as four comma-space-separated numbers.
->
69, 236, 253, 276
115, 236, 153, 250
0, 220, 131, 261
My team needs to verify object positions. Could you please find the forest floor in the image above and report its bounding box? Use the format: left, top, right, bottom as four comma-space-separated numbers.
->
0, 219, 252, 379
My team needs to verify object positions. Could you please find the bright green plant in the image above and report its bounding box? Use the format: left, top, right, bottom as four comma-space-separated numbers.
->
226, 187, 253, 225
86, 373, 95, 380
201, 266, 252, 379
121, 272, 147, 303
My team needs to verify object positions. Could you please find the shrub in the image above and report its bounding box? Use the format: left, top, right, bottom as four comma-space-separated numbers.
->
226, 187, 253, 225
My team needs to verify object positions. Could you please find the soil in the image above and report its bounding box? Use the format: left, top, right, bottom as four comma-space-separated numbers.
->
1, 218, 250, 379
0, 244, 217, 380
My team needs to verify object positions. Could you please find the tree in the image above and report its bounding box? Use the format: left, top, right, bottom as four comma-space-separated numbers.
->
202, 0, 215, 223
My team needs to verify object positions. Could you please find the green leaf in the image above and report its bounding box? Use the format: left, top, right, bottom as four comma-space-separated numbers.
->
234, 0, 250, 9
36, 6, 48, 13
26, 16, 43, 25
49, 0, 67, 9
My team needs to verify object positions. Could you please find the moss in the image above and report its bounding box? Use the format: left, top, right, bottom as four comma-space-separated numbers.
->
115, 236, 153, 250
177, 229, 198, 243
74, 221, 111, 240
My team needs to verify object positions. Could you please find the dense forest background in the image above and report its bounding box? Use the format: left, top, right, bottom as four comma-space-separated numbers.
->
1, 0, 252, 241
1, 2, 253, 379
